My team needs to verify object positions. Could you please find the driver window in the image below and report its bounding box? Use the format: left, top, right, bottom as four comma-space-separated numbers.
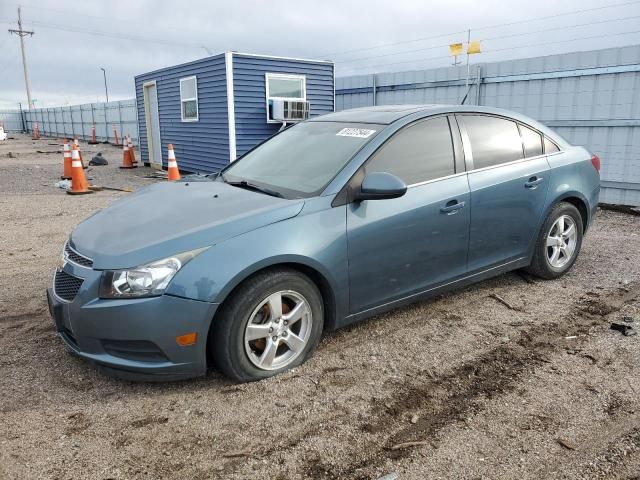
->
364, 116, 455, 185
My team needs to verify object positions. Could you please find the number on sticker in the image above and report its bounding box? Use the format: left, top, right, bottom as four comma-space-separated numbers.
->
336, 128, 376, 138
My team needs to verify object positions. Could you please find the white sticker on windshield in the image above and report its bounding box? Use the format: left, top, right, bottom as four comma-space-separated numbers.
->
336, 128, 376, 138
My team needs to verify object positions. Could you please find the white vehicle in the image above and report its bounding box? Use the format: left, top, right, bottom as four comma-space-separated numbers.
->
0, 127, 7, 141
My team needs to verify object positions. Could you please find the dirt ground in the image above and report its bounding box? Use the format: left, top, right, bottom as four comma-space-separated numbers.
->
0, 133, 639, 480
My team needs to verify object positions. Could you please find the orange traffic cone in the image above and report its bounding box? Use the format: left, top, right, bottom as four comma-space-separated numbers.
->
61, 139, 72, 180
88, 124, 98, 144
113, 125, 120, 146
120, 140, 136, 169
73, 138, 86, 169
67, 144, 93, 195
128, 136, 137, 165
32, 122, 39, 140
167, 144, 181, 181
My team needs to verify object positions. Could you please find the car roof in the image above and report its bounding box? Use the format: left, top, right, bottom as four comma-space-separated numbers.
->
309, 104, 570, 147
309, 105, 443, 124
311, 104, 538, 126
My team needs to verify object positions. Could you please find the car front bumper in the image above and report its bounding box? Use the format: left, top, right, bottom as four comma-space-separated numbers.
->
46, 264, 219, 381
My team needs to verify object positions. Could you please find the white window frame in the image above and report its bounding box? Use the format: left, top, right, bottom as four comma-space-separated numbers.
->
180, 75, 199, 122
265, 73, 306, 123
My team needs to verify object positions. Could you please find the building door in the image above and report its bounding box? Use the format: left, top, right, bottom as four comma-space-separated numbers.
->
143, 81, 162, 169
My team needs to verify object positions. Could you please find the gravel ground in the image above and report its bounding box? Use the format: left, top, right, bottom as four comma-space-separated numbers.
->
0, 133, 639, 480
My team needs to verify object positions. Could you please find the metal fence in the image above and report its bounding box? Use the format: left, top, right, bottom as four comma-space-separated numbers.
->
0, 100, 139, 144
336, 45, 640, 207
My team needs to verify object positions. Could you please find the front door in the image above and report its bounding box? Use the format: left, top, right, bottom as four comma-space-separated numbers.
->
143, 81, 162, 169
346, 116, 470, 314
458, 114, 550, 272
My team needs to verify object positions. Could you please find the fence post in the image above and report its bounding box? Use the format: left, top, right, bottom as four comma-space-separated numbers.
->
372, 74, 377, 107
19, 103, 25, 133
70, 106, 75, 139
79, 104, 85, 140
475, 66, 482, 106
90, 103, 95, 140
103, 102, 108, 142
117, 101, 123, 143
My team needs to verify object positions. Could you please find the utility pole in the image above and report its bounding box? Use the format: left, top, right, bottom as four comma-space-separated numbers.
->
100, 68, 109, 102
9, 7, 34, 110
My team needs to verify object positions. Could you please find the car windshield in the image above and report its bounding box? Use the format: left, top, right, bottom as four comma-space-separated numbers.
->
221, 121, 382, 198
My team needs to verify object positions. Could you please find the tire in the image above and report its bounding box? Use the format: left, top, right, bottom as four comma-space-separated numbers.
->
209, 268, 324, 382
526, 202, 584, 280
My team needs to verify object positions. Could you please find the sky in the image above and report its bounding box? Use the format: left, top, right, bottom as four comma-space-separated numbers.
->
1, 0, 640, 109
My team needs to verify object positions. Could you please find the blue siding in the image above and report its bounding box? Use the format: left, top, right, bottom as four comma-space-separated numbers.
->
135, 54, 230, 173
232, 54, 335, 157
135, 53, 335, 173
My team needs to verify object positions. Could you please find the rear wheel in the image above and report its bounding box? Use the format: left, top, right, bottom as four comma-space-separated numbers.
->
209, 269, 324, 382
526, 202, 583, 279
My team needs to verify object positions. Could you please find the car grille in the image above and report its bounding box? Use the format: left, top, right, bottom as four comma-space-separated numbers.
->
54, 270, 84, 302
64, 242, 93, 268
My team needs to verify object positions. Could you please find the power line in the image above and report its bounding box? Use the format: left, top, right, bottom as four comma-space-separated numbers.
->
325, 0, 640, 59
486, 28, 640, 55
26, 19, 214, 51
16, 4, 220, 50
340, 14, 640, 65
340, 29, 640, 73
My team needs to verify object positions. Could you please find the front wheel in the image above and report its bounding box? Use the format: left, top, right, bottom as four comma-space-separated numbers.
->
526, 202, 584, 279
209, 269, 324, 382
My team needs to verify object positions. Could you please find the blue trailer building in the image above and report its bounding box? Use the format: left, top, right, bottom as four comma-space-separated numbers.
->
134, 52, 335, 173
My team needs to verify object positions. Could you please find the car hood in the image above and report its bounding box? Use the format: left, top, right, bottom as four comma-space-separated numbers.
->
70, 181, 305, 269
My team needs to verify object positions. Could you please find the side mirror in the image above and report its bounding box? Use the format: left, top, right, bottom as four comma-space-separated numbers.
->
354, 172, 407, 201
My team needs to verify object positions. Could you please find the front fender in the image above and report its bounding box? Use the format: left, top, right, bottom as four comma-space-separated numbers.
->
167, 198, 349, 327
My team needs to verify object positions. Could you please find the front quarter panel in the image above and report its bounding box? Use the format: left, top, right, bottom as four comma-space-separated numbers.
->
167, 196, 349, 328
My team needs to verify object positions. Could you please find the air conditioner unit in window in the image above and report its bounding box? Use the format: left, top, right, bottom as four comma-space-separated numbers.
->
271, 99, 310, 122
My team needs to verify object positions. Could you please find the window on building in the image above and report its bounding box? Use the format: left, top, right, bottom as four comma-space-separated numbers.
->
265, 73, 306, 122
462, 115, 524, 169
364, 117, 455, 185
519, 124, 543, 158
180, 76, 198, 121
544, 136, 560, 153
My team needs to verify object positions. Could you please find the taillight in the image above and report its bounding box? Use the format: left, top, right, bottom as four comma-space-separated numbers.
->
591, 154, 601, 172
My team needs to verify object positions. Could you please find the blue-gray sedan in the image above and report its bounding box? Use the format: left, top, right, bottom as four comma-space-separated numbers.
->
47, 105, 600, 382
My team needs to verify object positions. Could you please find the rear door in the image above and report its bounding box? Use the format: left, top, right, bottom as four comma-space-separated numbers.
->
346, 116, 470, 313
458, 114, 550, 272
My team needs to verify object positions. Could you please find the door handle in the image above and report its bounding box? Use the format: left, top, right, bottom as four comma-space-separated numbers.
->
440, 200, 465, 215
525, 176, 544, 189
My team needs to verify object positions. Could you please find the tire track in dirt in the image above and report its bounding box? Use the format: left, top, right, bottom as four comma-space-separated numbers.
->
302, 284, 639, 479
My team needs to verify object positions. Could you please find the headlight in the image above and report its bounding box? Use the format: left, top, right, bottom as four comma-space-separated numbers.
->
99, 247, 207, 299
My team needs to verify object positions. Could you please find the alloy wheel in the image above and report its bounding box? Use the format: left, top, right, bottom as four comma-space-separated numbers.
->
546, 214, 578, 268
244, 290, 313, 370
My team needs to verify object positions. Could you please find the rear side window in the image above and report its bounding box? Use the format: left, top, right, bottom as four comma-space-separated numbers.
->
544, 137, 560, 153
463, 115, 524, 169
365, 117, 455, 184
519, 124, 543, 158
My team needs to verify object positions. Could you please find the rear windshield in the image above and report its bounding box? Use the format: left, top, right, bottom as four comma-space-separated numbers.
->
221, 121, 382, 198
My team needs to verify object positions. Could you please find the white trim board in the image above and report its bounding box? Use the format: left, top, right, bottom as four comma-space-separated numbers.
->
225, 52, 237, 162
232, 51, 333, 65
179, 75, 199, 122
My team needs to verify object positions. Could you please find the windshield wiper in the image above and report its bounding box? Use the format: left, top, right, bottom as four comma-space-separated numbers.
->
224, 179, 284, 198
